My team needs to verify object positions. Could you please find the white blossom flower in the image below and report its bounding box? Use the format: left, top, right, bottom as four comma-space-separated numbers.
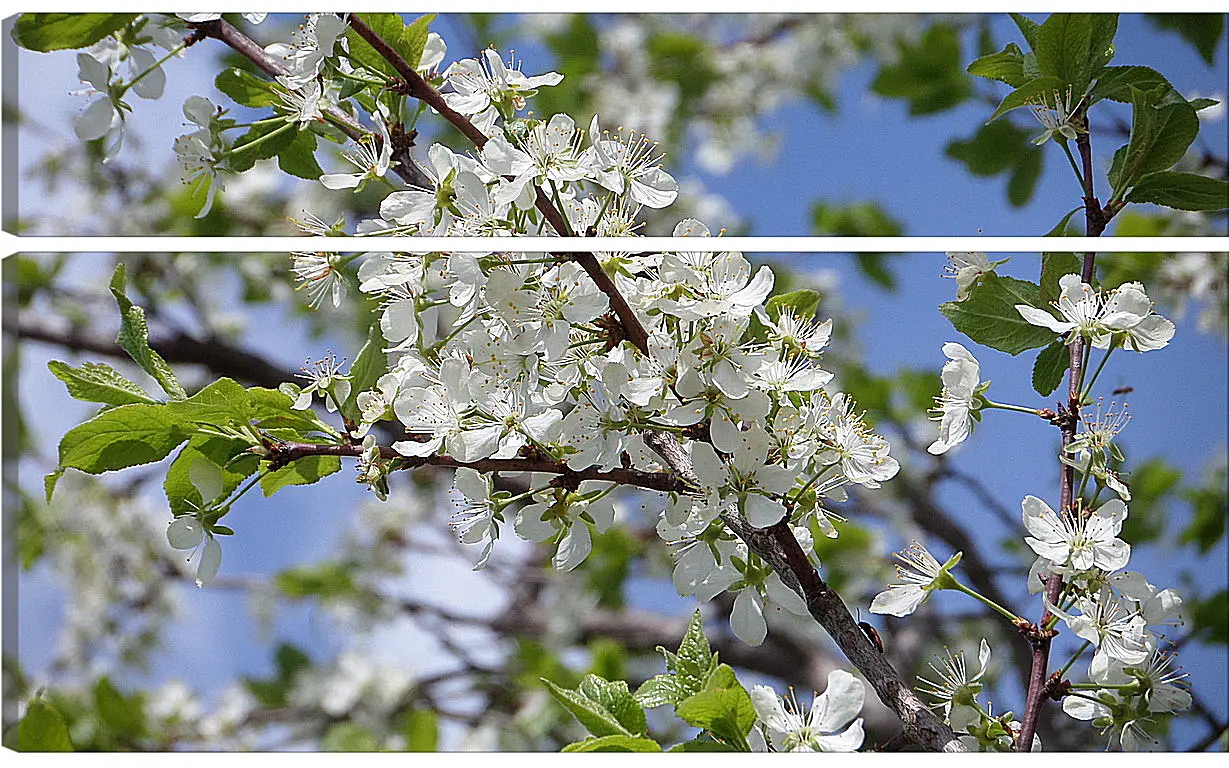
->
1050, 587, 1150, 678
1098, 281, 1176, 352
927, 342, 983, 455
584, 115, 678, 208
176, 13, 267, 25
442, 48, 562, 135
944, 253, 1007, 300
450, 468, 500, 569
292, 352, 350, 411
320, 106, 393, 190
291, 252, 345, 309
750, 670, 866, 752
1022, 495, 1130, 573
870, 542, 961, 617
1029, 88, 1085, 145
72, 52, 126, 161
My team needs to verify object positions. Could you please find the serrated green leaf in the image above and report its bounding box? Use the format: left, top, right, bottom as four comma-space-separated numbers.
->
344, 12, 433, 80
1110, 86, 1199, 197
9, 698, 73, 751
578, 675, 647, 736
12, 13, 137, 52
1040, 253, 1082, 304
260, 453, 342, 496
166, 377, 256, 426
675, 666, 756, 749
214, 68, 278, 108
48, 360, 156, 406
562, 735, 662, 752
1032, 340, 1070, 397
1089, 66, 1173, 105
1034, 14, 1117, 98
938, 273, 1056, 355
109, 263, 186, 400
1127, 171, 1229, 212
967, 42, 1030, 87
58, 403, 188, 475
277, 129, 323, 179
634, 674, 690, 709
988, 75, 1066, 122
542, 678, 633, 738
1010, 13, 1042, 49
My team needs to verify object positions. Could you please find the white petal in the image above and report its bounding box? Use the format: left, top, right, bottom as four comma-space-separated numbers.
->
167, 516, 205, 550
553, 522, 592, 571
195, 535, 222, 587
731, 588, 767, 646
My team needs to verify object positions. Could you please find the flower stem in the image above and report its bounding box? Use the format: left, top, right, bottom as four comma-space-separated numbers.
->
949, 579, 1021, 624
1080, 346, 1115, 402
119, 43, 187, 96
225, 120, 296, 157
1058, 640, 1091, 678
981, 399, 1041, 416
1060, 141, 1086, 192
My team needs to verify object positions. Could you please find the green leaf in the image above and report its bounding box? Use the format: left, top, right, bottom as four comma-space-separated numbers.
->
636, 610, 718, 707
8, 698, 73, 751
94, 677, 146, 739
109, 263, 186, 400
987, 75, 1066, 121
855, 255, 898, 291
578, 675, 647, 735
48, 360, 156, 406
1088, 66, 1173, 105
275, 561, 357, 601
811, 201, 903, 239
1045, 207, 1084, 237
214, 67, 278, 108
967, 42, 1031, 87
12, 13, 137, 52
938, 273, 1056, 355
765, 289, 822, 322
1007, 145, 1044, 207
542, 678, 634, 738
668, 736, 741, 752
633, 675, 690, 709
402, 709, 438, 752
1148, 13, 1225, 65
562, 735, 662, 752
58, 403, 188, 475
44, 470, 62, 503
322, 723, 380, 751
1109, 86, 1199, 197
1040, 253, 1082, 304
1037, 14, 1118, 96
870, 25, 970, 115
1126, 171, 1229, 212
165, 436, 258, 515
946, 119, 1046, 207
1010, 13, 1042, 49
1032, 340, 1070, 397
341, 316, 389, 420
260, 453, 342, 496
344, 13, 434, 80
675, 664, 756, 748
166, 377, 257, 426
277, 129, 323, 180
1187, 590, 1228, 645
227, 120, 296, 173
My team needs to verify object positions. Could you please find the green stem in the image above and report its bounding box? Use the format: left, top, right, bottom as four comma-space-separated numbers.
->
949, 579, 1022, 624
982, 399, 1041, 416
226, 116, 288, 130
1060, 141, 1086, 192
1058, 641, 1091, 678
224, 120, 296, 157
119, 43, 186, 96
1080, 346, 1115, 401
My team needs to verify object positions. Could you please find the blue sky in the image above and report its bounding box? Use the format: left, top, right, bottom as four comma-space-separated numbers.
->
8, 12, 1229, 751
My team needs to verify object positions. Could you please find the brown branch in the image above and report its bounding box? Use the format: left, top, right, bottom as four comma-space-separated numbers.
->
267, 439, 690, 494
1018, 130, 1102, 750
190, 18, 431, 189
